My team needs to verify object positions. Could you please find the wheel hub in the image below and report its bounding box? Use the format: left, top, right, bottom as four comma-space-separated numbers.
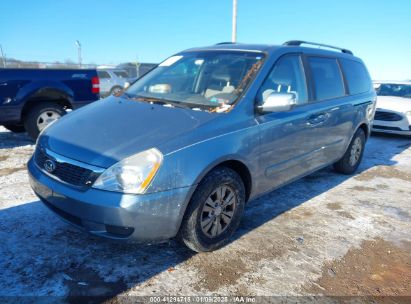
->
214, 206, 222, 216
37, 111, 61, 131
200, 185, 237, 238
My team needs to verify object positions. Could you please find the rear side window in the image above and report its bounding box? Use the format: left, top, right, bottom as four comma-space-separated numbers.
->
340, 59, 371, 95
97, 71, 111, 79
308, 57, 345, 101
114, 71, 129, 78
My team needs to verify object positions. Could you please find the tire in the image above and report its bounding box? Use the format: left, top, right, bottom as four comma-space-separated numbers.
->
110, 86, 123, 96
3, 124, 25, 133
24, 102, 66, 140
179, 167, 246, 252
333, 128, 366, 174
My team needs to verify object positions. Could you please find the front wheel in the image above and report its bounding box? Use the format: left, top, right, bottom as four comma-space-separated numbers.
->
334, 128, 366, 174
24, 102, 66, 140
179, 167, 245, 252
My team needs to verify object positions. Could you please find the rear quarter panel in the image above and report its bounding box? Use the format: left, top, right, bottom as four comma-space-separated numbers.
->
0, 69, 99, 123
1, 69, 98, 106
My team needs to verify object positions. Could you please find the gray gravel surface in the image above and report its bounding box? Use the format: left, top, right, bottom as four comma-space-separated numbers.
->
0, 126, 410, 299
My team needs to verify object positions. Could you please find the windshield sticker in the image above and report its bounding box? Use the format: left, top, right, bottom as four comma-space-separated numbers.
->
159, 55, 183, 67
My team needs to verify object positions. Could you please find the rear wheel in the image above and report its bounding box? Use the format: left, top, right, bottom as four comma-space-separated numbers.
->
334, 128, 366, 174
179, 167, 245, 252
24, 102, 66, 140
110, 86, 123, 96
3, 124, 25, 133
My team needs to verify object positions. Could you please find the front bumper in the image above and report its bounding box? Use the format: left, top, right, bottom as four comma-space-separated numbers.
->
372, 113, 411, 136
28, 157, 195, 242
372, 120, 411, 136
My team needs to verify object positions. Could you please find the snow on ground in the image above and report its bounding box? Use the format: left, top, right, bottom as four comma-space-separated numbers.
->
0, 126, 410, 300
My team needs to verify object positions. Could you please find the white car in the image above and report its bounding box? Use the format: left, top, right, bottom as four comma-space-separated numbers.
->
372, 81, 411, 136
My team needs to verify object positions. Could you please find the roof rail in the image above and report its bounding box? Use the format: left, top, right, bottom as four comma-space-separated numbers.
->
215, 42, 237, 45
283, 40, 353, 55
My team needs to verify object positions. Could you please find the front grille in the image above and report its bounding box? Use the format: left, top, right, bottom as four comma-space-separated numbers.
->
35, 148, 100, 188
374, 111, 403, 121
373, 125, 403, 131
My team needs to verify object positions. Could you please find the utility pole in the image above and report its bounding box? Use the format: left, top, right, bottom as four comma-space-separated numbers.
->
0, 44, 6, 68
232, 0, 238, 42
75, 40, 82, 68
136, 55, 140, 79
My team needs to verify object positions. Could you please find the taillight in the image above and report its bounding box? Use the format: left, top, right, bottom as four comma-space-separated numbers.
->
92, 76, 100, 94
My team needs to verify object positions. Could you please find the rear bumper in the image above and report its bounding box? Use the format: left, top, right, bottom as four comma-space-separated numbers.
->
28, 157, 195, 242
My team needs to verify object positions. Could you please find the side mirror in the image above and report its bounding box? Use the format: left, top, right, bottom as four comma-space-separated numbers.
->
257, 92, 297, 113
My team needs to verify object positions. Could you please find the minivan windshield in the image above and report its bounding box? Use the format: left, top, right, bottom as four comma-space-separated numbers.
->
375, 83, 411, 99
125, 51, 265, 112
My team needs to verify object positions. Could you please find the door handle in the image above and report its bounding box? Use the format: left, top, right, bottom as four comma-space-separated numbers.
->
0, 82, 7, 86
307, 113, 328, 126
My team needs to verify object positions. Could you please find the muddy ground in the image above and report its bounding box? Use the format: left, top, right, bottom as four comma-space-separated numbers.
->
0, 126, 410, 302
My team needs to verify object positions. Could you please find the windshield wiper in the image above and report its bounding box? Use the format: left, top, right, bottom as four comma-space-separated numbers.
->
123, 94, 192, 109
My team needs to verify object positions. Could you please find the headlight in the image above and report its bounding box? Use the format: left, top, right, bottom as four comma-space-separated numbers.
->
405, 111, 411, 116
93, 148, 163, 194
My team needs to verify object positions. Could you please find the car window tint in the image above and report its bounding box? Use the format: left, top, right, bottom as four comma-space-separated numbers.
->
308, 57, 345, 100
257, 55, 308, 106
340, 59, 371, 95
97, 71, 111, 79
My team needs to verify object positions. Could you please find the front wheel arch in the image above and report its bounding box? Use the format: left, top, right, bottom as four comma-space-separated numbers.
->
190, 158, 252, 203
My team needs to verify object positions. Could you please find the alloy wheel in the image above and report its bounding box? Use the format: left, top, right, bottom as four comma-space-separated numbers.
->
200, 185, 237, 238
349, 137, 362, 166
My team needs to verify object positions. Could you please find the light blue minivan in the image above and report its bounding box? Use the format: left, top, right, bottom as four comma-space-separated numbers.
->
28, 41, 376, 252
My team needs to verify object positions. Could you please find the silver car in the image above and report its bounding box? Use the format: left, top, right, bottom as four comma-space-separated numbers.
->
97, 69, 130, 96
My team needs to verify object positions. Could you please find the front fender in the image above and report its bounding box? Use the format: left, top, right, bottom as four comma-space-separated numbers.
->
146, 123, 260, 196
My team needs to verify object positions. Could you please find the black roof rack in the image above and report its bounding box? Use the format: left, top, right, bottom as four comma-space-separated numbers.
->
283, 40, 353, 55
215, 42, 237, 45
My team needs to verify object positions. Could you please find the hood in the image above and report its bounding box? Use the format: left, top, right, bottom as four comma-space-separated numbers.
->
376, 96, 411, 113
40, 96, 217, 168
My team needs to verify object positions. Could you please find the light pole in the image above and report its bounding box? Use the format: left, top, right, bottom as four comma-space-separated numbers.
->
232, 0, 238, 43
0, 44, 6, 68
75, 40, 82, 68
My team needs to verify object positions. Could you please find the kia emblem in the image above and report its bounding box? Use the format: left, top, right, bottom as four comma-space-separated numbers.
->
44, 159, 56, 173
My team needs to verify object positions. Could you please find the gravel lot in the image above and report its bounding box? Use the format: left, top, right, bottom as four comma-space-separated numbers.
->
0, 126, 410, 300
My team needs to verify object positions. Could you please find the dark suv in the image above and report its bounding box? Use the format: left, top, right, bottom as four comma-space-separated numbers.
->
29, 41, 376, 252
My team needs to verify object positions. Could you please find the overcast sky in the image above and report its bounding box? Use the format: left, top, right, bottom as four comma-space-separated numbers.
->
1, 0, 410, 80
